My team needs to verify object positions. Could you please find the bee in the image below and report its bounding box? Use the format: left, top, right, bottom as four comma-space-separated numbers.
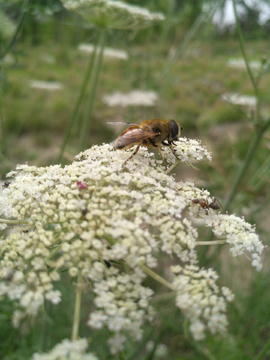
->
113, 119, 182, 167
192, 197, 221, 216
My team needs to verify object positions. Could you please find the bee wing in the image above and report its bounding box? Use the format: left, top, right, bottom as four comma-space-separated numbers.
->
114, 127, 159, 149
107, 122, 140, 126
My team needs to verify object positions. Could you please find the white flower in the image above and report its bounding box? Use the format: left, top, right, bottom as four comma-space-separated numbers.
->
220, 92, 257, 108
62, 0, 165, 29
103, 90, 158, 107
78, 44, 128, 60
12, 310, 25, 328
207, 214, 264, 271
0, 142, 263, 353
29, 80, 63, 90
227, 58, 261, 70
31, 338, 98, 360
107, 333, 126, 355
189, 320, 206, 341
45, 290, 62, 304
173, 266, 230, 340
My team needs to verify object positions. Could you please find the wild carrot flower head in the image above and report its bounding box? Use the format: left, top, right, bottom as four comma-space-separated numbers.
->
0, 141, 263, 354
31, 338, 98, 360
61, 0, 165, 29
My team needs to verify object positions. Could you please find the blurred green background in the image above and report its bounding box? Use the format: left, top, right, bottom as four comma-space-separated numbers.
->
1, 0, 270, 359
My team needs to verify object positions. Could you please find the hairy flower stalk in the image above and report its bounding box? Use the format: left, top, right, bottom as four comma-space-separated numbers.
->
59, 0, 165, 159
0, 140, 263, 355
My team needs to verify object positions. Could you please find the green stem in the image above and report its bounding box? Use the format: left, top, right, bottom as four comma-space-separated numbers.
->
223, 118, 270, 213
47, 244, 61, 260
0, 218, 29, 225
80, 30, 106, 151
58, 40, 98, 162
140, 264, 175, 291
232, 0, 260, 122
200, 119, 270, 266
165, 159, 180, 175
0, 0, 29, 61
71, 271, 82, 341
196, 240, 226, 246
254, 336, 270, 360
232, 0, 257, 90
118, 351, 126, 360
0, 91, 7, 156
158, 0, 222, 81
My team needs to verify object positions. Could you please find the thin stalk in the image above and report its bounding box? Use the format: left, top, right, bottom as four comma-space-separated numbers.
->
223, 118, 270, 213
158, 0, 222, 81
155, 0, 176, 58
118, 351, 126, 360
140, 264, 175, 291
80, 30, 106, 151
196, 240, 226, 246
232, 0, 260, 122
254, 336, 270, 360
0, 219, 29, 225
0, 91, 7, 156
201, 117, 270, 266
0, 0, 29, 61
58, 42, 98, 162
46, 244, 61, 260
165, 159, 180, 175
71, 271, 82, 341
232, 0, 257, 91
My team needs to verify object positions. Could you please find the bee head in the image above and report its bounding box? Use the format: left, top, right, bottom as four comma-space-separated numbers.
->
169, 120, 182, 141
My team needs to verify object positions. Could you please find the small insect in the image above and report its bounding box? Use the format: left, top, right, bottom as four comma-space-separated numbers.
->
2, 181, 11, 188
192, 197, 221, 216
113, 119, 182, 167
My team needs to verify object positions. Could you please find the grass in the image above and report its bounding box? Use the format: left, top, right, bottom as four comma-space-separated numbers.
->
1, 22, 270, 359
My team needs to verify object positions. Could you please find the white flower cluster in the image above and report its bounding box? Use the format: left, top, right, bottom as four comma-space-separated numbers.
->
163, 137, 212, 166
171, 265, 234, 341
207, 214, 264, 271
220, 93, 257, 108
61, 0, 165, 29
87, 268, 154, 354
103, 90, 158, 107
227, 58, 261, 70
29, 80, 63, 91
0, 142, 263, 354
78, 44, 128, 60
31, 338, 98, 360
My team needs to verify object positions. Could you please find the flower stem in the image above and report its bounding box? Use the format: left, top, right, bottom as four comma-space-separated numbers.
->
0, 72, 8, 156
0, 0, 29, 61
165, 160, 180, 175
140, 264, 175, 291
71, 271, 82, 341
232, 0, 260, 122
223, 117, 270, 213
80, 29, 106, 151
0, 218, 29, 225
47, 244, 61, 260
254, 335, 270, 360
118, 351, 126, 360
58, 40, 98, 162
196, 240, 226, 246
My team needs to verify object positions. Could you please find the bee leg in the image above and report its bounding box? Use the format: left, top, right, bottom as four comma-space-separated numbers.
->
169, 143, 180, 160
123, 143, 141, 165
157, 146, 167, 169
